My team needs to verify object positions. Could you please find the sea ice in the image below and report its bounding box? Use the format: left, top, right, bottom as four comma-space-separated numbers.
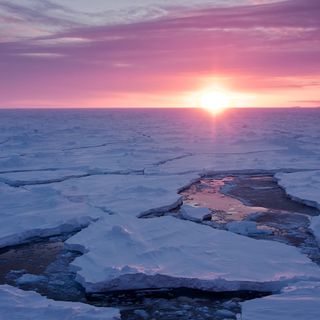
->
276, 171, 320, 243
15, 274, 46, 285
242, 281, 320, 320
276, 171, 320, 210
66, 215, 320, 292
180, 205, 212, 222
0, 182, 101, 248
0, 284, 119, 320
1, 109, 320, 308
48, 173, 196, 218
226, 221, 272, 236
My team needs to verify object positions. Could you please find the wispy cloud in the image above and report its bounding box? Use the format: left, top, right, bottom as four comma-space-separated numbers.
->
17, 52, 65, 58
0, 0, 286, 42
293, 100, 320, 105
0, 0, 169, 42
33, 37, 91, 46
0, 0, 319, 107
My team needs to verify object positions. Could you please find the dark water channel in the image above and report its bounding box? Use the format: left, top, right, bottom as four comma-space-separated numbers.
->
0, 237, 265, 319
181, 174, 320, 265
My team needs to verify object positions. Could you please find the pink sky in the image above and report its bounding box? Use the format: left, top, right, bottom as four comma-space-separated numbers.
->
0, 0, 319, 108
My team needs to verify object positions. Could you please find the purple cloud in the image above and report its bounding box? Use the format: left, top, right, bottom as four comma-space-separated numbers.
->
0, 0, 319, 107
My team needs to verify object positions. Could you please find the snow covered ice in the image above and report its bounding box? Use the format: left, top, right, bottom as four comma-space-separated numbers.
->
1, 108, 320, 317
66, 214, 320, 293
276, 171, 320, 244
276, 171, 320, 210
180, 205, 212, 222
242, 281, 320, 320
0, 285, 119, 320
0, 182, 101, 248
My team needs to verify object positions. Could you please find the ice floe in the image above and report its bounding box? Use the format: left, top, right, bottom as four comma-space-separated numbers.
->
242, 281, 320, 320
49, 174, 196, 218
0, 182, 101, 248
66, 215, 320, 292
226, 221, 272, 236
0, 285, 119, 320
276, 171, 320, 243
276, 171, 320, 210
180, 205, 212, 222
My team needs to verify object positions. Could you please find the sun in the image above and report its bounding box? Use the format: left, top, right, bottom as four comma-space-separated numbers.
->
199, 91, 231, 114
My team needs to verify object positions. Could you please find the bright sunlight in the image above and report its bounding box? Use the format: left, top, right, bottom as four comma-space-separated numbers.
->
199, 90, 231, 114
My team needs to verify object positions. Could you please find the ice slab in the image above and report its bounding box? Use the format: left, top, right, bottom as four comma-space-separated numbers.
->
66, 215, 320, 292
0, 182, 101, 248
227, 221, 272, 236
0, 285, 119, 320
276, 171, 320, 243
49, 174, 196, 218
0, 172, 195, 248
242, 281, 320, 320
180, 205, 212, 222
276, 171, 320, 210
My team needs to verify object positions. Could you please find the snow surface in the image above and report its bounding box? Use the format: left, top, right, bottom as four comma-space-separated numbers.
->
0, 285, 120, 320
180, 204, 212, 222
276, 171, 320, 210
0, 182, 101, 248
242, 281, 320, 320
66, 215, 320, 292
1, 109, 320, 308
276, 171, 320, 243
48, 174, 196, 219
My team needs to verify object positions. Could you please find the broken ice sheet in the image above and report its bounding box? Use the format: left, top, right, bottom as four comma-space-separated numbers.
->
66, 215, 320, 293
0, 285, 119, 320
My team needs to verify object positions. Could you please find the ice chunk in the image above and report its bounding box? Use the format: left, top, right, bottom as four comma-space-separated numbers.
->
242, 281, 320, 320
66, 215, 320, 292
0, 182, 101, 248
276, 171, 320, 210
16, 274, 46, 285
0, 284, 119, 320
49, 173, 195, 218
276, 171, 320, 243
180, 205, 212, 222
227, 221, 272, 236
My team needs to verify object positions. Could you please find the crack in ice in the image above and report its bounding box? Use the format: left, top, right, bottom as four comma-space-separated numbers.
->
0, 169, 145, 187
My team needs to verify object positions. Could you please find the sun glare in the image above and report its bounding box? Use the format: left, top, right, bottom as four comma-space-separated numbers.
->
199, 91, 231, 114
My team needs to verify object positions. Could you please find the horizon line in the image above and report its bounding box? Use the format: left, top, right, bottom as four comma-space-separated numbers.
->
0, 106, 319, 110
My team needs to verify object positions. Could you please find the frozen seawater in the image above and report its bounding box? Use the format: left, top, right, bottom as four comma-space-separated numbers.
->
1, 108, 320, 317
0, 284, 119, 320
242, 281, 320, 320
276, 171, 320, 244
66, 214, 320, 293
